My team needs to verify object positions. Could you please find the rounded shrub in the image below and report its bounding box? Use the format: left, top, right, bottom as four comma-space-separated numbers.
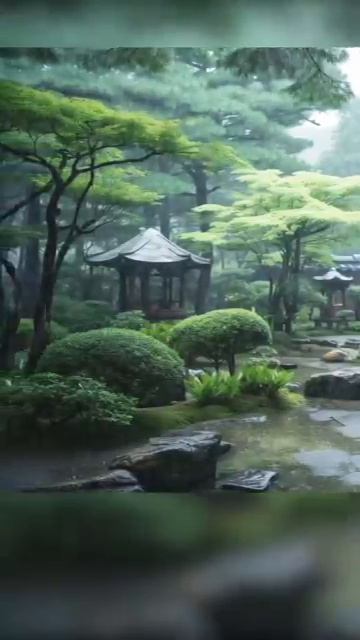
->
15, 319, 68, 352
170, 308, 272, 374
0, 373, 137, 445
53, 296, 115, 333
38, 328, 186, 407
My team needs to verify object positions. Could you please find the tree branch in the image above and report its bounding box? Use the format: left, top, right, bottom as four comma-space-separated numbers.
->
0, 181, 52, 223
78, 150, 161, 173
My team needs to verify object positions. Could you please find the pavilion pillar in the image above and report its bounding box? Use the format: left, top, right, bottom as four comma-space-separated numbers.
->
118, 270, 128, 312
195, 265, 211, 314
341, 287, 346, 307
162, 276, 168, 308
168, 277, 173, 307
179, 272, 185, 308
140, 271, 150, 316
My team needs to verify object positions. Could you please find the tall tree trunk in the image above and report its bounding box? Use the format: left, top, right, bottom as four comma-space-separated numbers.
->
25, 192, 61, 373
270, 247, 291, 332
158, 197, 170, 238
20, 186, 41, 317
283, 235, 301, 335
0, 257, 22, 371
193, 164, 210, 231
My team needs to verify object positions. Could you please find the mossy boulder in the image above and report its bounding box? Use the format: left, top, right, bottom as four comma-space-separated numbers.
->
38, 328, 186, 407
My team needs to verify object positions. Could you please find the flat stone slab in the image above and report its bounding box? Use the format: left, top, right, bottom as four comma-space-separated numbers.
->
22, 470, 143, 492
109, 431, 226, 491
218, 470, 279, 492
279, 361, 298, 370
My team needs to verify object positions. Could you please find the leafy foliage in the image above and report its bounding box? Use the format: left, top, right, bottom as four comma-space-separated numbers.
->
15, 319, 68, 351
38, 328, 186, 407
0, 373, 137, 444
110, 311, 147, 331
53, 297, 116, 333
239, 364, 294, 399
170, 308, 271, 373
141, 321, 175, 345
187, 363, 292, 406
187, 371, 242, 406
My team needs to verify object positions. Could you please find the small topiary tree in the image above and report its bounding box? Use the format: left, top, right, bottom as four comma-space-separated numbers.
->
38, 328, 186, 407
15, 319, 68, 352
0, 373, 136, 445
170, 308, 272, 374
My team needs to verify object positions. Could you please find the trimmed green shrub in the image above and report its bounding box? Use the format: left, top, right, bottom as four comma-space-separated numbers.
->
141, 321, 175, 345
53, 296, 116, 333
170, 308, 271, 374
187, 372, 242, 406
0, 373, 136, 444
110, 310, 147, 331
38, 328, 185, 407
15, 319, 68, 352
239, 364, 294, 398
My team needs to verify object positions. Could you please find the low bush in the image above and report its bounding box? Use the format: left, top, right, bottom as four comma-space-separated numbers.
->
15, 319, 68, 352
239, 364, 294, 398
141, 321, 175, 345
0, 373, 137, 444
170, 308, 271, 374
38, 328, 185, 407
110, 311, 147, 331
53, 296, 115, 333
187, 371, 242, 406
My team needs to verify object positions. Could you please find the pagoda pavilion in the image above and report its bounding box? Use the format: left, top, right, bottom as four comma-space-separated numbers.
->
85, 227, 212, 320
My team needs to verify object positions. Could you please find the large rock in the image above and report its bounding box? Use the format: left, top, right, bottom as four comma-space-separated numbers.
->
109, 431, 227, 491
22, 470, 143, 493
322, 348, 358, 363
218, 470, 278, 492
305, 368, 360, 400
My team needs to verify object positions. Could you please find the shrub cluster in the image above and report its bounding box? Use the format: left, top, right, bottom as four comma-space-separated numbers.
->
53, 296, 115, 333
38, 328, 186, 407
15, 319, 68, 352
141, 321, 174, 345
110, 311, 147, 331
0, 373, 136, 444
170, 308, 271, 373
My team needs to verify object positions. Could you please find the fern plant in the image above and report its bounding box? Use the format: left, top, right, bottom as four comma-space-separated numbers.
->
239, 364, 293, 398
187, 371, 242, 406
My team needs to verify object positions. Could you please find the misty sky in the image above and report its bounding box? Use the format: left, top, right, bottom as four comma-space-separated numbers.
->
294, 47, 360, 165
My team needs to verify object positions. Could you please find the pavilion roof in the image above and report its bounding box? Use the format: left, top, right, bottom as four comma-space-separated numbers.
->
313, 267, 353, 283
85, 227, 210, 268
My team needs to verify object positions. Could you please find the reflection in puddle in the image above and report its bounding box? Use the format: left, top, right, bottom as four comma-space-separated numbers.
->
295, 449, 360, 479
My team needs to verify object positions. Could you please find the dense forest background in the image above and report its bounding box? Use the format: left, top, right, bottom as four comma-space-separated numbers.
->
1, 47, 360, 371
